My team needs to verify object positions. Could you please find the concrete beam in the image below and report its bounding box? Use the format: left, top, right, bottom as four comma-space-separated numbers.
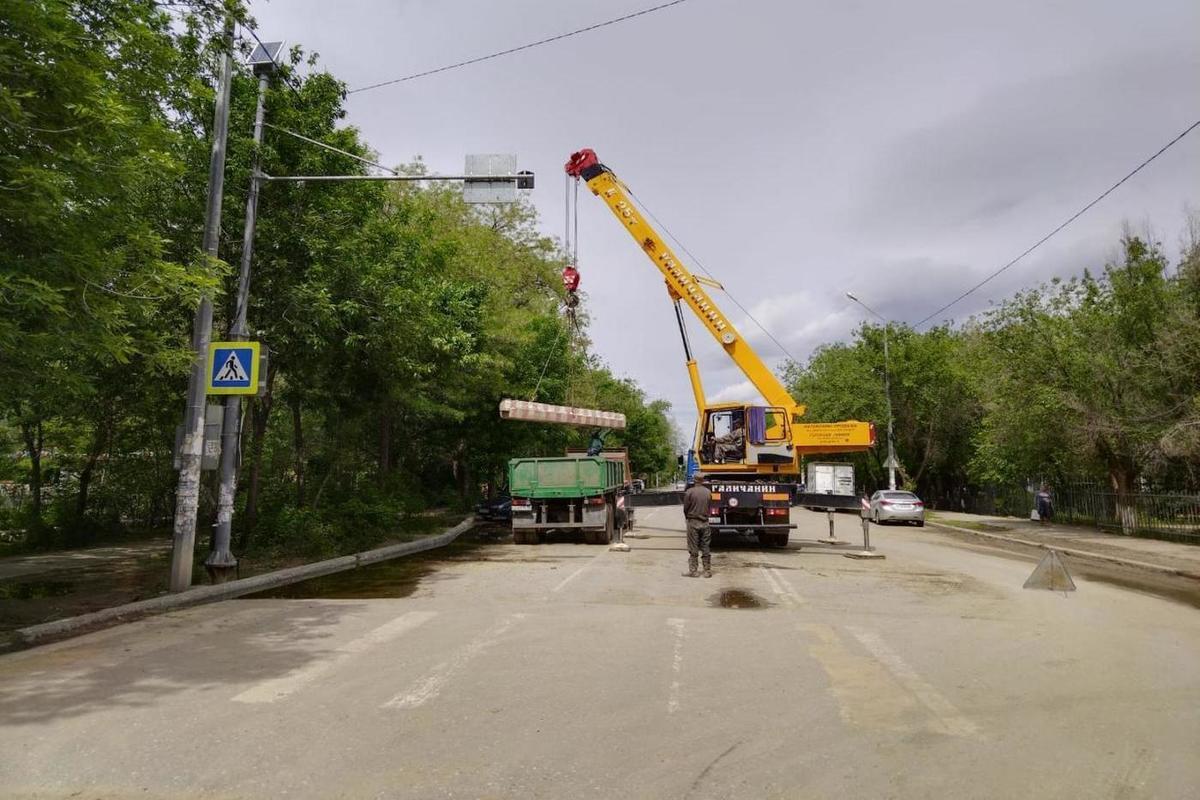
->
499, 399, 626, 429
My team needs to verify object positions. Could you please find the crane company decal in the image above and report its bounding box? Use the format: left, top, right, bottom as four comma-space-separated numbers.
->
794, 422, 871, 445
712, 485, 780, 493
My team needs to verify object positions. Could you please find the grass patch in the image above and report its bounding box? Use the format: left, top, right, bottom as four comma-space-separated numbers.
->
927, 513, 1012, 533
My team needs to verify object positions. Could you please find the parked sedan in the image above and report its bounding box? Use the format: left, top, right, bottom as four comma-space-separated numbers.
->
474, 495, 512, 522
869, 490, 925, 526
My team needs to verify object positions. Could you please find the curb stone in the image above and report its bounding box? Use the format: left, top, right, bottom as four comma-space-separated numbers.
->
925, 520, 1200, 582
15, 516, 476, 647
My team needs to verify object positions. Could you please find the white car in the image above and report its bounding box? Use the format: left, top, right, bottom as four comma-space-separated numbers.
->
869, 490, 925, 526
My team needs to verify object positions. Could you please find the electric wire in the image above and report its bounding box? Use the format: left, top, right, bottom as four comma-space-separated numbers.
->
263, 123, 397, 174
915, 116, 1200, 328
348, 0, 693, 94
619, 181, 803, 365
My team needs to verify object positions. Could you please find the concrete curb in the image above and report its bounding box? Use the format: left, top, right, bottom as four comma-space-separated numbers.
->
16, 516, 476, 646
925, 520, 1200, 581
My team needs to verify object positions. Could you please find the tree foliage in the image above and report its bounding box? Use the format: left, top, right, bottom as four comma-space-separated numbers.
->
0, 2, 675, 551
786, 231, 1200, 515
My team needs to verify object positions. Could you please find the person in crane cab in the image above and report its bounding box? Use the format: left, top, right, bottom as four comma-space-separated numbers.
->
713, 420, 745, 462
682, 473, 713, 578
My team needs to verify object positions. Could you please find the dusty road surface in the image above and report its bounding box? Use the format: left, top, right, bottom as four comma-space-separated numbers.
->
2, 507, 1198, 799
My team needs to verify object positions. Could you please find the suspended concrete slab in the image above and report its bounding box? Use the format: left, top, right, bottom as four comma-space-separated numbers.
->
499, 399, 626, 429
1023, 549, 1076, 593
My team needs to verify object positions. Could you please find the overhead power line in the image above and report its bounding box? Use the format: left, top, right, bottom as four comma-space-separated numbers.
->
348, 0, 693, 94
915, 116, 1200, 329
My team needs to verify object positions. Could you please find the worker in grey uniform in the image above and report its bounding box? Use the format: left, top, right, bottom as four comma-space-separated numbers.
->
682, 473, 713, 578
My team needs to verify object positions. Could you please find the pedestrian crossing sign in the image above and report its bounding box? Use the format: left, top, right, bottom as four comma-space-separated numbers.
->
206, 341, 261, 395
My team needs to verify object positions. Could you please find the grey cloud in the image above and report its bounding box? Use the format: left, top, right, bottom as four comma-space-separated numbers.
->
856, 48, 1200, 237
246, 0, 1200, 439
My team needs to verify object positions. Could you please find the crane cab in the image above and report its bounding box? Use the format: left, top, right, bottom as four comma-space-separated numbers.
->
697, 404, 796, 474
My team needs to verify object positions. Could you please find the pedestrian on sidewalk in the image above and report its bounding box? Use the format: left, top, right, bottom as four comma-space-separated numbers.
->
682, 473, 713, 578
1036, 485, 1053, 525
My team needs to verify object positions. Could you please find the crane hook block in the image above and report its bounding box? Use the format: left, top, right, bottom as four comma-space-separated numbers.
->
562, 265, 581, 293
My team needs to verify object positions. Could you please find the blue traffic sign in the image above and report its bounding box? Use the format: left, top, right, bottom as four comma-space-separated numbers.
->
206, 341, 261, 395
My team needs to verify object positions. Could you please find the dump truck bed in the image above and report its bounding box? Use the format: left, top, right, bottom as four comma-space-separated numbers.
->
509, 456, 626, 499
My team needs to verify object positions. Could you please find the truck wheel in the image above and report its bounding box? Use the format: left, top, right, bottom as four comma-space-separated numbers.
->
760, 532, 788, 548
599, 502, 614, 545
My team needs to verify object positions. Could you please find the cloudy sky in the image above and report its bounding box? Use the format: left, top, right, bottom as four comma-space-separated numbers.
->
250, 0, 1200, 434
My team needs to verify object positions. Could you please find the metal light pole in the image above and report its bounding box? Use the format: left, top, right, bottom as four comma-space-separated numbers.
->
170, 20, 235, 593
846, 292, 898, 491
207, 44, 281, 582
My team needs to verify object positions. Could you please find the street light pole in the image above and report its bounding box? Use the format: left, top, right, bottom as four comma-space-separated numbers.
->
169, 20, 235, 593
846, 292, 898, 491
207, 62, 274, 583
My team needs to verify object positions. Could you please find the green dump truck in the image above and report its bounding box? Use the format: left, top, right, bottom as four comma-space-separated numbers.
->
509, 451, 630, 544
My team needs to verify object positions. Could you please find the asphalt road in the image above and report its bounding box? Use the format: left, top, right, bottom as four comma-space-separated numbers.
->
2, 508, 1198, 799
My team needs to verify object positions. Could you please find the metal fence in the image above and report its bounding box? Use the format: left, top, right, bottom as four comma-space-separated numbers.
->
959, 483, 1200, 544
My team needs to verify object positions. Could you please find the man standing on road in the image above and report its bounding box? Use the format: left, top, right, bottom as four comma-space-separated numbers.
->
682, 474, 713, 578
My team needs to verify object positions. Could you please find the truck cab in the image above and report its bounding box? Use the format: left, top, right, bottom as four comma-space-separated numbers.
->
698, 404, 794, 472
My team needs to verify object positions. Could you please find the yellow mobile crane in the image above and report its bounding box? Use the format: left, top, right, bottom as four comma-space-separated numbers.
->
566, 149, 874, 546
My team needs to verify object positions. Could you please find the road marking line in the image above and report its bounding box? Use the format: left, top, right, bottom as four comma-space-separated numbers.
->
232, 610, 436, 704
846, 626, 979, 737
553, 564, 590, 593
383, 613, 527, 710
800, 622, 919, 732
759, 566, 805, 607
667, 617, 686, 714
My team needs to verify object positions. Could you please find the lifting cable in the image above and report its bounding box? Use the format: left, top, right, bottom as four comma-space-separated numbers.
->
528, 319, 566, 402
619, 180, 802, 365
528, 174, 583, 403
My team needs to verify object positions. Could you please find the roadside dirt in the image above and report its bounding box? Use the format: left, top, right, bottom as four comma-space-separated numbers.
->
923, 525, 1200, 610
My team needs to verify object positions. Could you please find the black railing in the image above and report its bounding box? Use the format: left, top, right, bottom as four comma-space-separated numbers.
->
957, 483, 1200, 544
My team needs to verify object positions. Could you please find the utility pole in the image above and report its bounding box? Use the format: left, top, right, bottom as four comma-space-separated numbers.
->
208, 46, 280, 583
845, 292, 898, 491
880, 322, 897, 491
170, 20, 235, 593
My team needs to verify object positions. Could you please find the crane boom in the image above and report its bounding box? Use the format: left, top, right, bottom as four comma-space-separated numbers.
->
565, 149, 799, 412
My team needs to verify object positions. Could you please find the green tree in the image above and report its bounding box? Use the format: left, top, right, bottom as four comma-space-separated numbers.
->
971, 235, 1199, 529
0, 0, 229, 533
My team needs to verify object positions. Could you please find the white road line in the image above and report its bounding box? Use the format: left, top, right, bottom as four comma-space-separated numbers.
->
759, 565, 805, 607
847, 626, 979, 737
552, 549, 608, 592
232, 610, 436, 704
553, 564, 590, 593
383, 613, 527, 710
667, 618, 686, 714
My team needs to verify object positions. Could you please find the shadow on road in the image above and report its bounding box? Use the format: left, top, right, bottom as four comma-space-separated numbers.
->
0, 600, 369, 726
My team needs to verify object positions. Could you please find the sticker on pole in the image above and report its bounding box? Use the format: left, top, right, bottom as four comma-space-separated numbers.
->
206, 341, 260, 395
